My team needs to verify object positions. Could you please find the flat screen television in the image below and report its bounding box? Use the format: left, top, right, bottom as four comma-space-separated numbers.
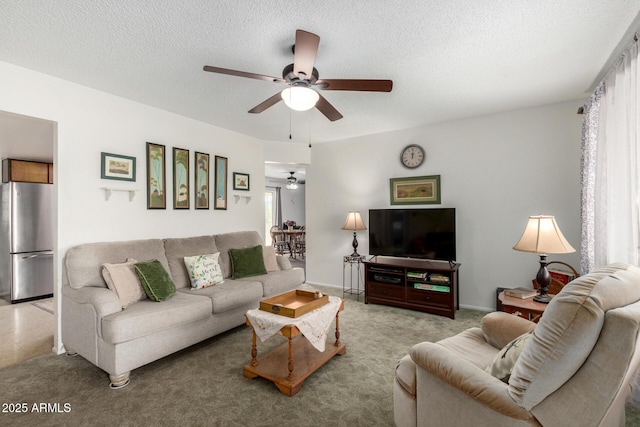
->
368, 208, 456, 261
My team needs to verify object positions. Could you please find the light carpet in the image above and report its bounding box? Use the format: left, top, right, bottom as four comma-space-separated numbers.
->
2, 285, 639, 426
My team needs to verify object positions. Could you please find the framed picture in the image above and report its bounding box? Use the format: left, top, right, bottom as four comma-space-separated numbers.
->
390, 175, 441, 205
194, 152, 210, 209
173, 147, 190, 209
146, 142, 166, 209
233, 172, 250, 191
214, 155, 228, 210
100, 152, 136, 181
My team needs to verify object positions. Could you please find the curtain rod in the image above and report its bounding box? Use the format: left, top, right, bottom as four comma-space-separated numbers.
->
578, 25, 640, 115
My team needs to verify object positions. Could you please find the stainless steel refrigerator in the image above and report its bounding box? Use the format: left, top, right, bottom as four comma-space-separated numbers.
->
0, 182, 53, 303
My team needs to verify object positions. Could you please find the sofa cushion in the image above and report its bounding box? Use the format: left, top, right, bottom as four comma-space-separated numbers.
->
486, 330, 533, 383
101, 292, 212, 344
163, 235, 218, 289
183, 252, 225, 289
101, 258, 147, 308
178, 279, 263, 314
229, 245, 267, 279
214, 231, 264, 278
263, 246, 279, 272
134, 259, 176, 302
64, 239, 168, 289
238, 268, 306, 296
509, 263, 640, 410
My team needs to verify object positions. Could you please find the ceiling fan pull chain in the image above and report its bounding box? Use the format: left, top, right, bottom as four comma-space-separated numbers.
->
289, 107, 292, 139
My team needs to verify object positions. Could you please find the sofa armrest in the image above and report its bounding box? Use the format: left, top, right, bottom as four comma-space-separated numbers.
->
276, 255, 292, 270
62, 285, 122, 319
410, 342, 532, 420
481, 311, 536, 349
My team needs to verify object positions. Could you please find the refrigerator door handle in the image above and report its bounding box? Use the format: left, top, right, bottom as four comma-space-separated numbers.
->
21, 251, 54, 260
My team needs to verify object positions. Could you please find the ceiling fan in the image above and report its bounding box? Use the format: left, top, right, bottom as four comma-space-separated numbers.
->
270, 171, 305, 189
203, 29, 393, 121
285, 172, 300, 190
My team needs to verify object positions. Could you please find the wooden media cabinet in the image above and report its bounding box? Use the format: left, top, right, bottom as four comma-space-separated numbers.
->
364, 256, 460, 319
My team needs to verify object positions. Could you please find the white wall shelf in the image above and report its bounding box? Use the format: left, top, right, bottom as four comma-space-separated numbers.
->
101, 187, 139, 202
233, 194, 252, 204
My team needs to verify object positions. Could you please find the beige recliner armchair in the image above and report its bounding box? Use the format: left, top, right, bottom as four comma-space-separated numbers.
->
394, 263, 640, 427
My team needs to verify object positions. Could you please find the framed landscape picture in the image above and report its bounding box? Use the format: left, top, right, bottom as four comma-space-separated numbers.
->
195, 152, 210, 209
233, 172, 250, 191
173, 147, 190, 209
390, 175, 441, 205
101, 152, 136, 181
146, 142, 166, 209
214, 155, 228, 210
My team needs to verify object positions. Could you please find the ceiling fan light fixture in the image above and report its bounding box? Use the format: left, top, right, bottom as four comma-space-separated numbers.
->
281, 86, 319, 111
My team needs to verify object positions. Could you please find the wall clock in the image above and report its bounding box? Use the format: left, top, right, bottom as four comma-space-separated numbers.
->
400, 144, 425, 169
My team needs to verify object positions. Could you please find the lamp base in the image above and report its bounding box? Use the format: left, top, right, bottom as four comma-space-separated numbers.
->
350, 231, 360, 258
533, 293, 552, 304
532, 254, 553, 304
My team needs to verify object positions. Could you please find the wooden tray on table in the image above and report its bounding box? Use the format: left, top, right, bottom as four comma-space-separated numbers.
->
259, 289, 328, 318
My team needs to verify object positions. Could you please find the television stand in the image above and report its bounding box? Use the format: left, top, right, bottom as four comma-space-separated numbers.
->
364, 257, 460, 319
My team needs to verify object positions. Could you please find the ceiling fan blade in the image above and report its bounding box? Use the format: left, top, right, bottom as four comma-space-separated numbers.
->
248, 92, 283, 114
315, 94, 343, 121
293, 30, 320, 79
316, 79, 393, 92
203, 65, 285, 84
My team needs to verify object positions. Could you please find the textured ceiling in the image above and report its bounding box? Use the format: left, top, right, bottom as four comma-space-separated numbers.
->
1, 1, 639, 145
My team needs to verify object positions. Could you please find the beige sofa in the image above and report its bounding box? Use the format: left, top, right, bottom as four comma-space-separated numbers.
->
394, 263, 640, 427
61, 231, 305, 388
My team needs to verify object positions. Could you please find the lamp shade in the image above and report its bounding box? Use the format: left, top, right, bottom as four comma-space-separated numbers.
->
281, 87, 319, 111
341, 211, 367, 231
513, 215, 575, 255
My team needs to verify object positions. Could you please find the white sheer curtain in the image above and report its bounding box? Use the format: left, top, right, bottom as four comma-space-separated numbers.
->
581, 38, 640, 271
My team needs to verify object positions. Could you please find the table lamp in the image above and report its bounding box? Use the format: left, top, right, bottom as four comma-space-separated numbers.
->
513, 215, 575, 303
342, 211, 367, 258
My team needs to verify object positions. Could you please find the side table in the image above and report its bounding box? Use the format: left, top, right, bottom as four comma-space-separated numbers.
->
498, 291, 553, 323
343, 255, 365, 301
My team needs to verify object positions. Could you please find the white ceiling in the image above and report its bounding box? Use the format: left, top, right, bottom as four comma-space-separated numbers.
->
1, 1, 639, 145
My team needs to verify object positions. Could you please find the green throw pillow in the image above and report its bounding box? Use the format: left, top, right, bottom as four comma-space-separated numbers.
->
229, 245, 268, 279
134, 259, 176, 302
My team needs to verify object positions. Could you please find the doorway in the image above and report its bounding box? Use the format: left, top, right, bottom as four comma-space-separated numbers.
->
265, 188, 277, 246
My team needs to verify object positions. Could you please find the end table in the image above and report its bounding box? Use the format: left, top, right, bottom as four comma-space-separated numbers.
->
343, 255, 365, 301
498, 291, 552, 323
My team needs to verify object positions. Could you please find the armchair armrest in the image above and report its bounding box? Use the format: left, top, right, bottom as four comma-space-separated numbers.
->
481, 311, 536, 349
410, 342, 532, 420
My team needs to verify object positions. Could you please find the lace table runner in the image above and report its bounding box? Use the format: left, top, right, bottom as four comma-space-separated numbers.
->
246, 296, 342, 352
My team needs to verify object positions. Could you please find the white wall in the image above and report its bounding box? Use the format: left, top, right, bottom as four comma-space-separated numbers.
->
306, 100, 583, 311
263, 140, 311, 165
0, 111, 55, 163
0, 60, 265, 353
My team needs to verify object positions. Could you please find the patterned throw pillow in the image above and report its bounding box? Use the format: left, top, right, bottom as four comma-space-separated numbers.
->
183, 252, 225, 289
486, 330, 534, 383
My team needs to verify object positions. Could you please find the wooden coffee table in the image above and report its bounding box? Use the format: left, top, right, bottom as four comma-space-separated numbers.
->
243, 298, 346, 396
